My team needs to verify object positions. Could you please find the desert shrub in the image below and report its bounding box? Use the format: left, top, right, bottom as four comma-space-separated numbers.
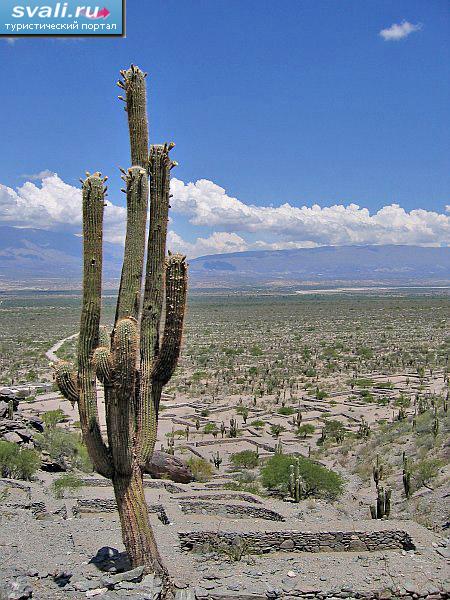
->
230, 450, 259, 469
35, 429, 92, 472
200, 409, 210, 417
394, 394, 411, 408
250, 420, 265, 429
413, 458, 443, 487
0, 441, 41, 480
270, 424, 286, 438
260, 454, 343, 500
187, 457, 214, 482
41, 409, 69, 429
52, 473, 84, 499
278, 406, 295, 416
203, 423, 218, 435
296, 424, 315, 438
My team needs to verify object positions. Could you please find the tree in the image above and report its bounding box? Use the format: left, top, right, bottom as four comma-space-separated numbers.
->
54, 65, 187, 576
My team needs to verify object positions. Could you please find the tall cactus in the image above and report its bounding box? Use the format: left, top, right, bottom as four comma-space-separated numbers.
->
54, 65, 188, 575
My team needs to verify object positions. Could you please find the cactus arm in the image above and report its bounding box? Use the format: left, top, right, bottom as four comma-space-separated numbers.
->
92, 346, 113, 385
115, 166, 149, 322
115, 65, 149, 322
99, 325, 111, 349
152, 254, 188, 388
77, 173, 113, 479
119, 65, 149, 167
54, 361, 79, 406
137, 143, 176, 465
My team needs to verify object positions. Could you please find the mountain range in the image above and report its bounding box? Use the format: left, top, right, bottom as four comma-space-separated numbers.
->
0, 226, 449, 290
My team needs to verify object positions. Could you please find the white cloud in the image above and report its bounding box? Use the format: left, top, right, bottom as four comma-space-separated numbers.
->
169, 178, 450, 251
379, 21, 422, 41
20, 170, 56, 181
0, 172, 126, 244
1, 172, 448, 258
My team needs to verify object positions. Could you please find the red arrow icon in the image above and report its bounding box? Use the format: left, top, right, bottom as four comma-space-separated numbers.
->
97, 7, 110, 18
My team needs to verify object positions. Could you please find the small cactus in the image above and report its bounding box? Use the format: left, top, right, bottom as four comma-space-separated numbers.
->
289, 458, 306, 502
402, 452, 412, 499
370, 486, 391, 519
229, 418, 238, 438
211, 451, 222, 470
372, 454, 383, 488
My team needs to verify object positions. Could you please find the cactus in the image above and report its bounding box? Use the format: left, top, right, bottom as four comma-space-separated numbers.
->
357, 417, 371, 439
402, 452, 412, 499
275, 439, 283, 455
229, 417, 238, 438
211, 451, 222, 470
220, 421, 226, 438
289, 458, 306, 502
372, 454, 383, 488
53, 65, 187, 575
432, 407, 439, 438
370, 486, 391, 519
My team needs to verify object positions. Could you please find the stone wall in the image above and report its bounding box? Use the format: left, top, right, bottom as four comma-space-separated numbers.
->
73, 499, 170, 524
179, 501, 284, 521
179, 529, 415, 554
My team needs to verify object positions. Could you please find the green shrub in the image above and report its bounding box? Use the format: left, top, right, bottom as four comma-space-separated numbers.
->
270, 424, 286, 438
296, 424, 315, 438
41, 409, 69, 429
230, 450, 259, 469
260, 453, 343, 500
413, 458, 443, 487
52, 473, 84, 499
278, 406, 295, 416
0, 441, 41, 480
203, 423, 218, 435
187, 457, 214, 482
35, 429, 92, 472
250, 420, 265, 429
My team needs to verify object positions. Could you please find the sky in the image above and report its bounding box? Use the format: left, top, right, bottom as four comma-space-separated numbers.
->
1, 0, 449, 256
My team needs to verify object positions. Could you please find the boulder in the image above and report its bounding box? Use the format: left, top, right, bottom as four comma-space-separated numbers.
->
144, 450, 193, 483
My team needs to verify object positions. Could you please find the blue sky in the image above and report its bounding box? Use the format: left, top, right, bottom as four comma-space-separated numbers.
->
1, 0, 449, 255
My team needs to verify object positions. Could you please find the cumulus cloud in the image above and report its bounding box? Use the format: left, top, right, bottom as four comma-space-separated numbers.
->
0, 172, 126, 244
1, 172, 448, 258
379, 21, 422, 41
169, 178, 450, 251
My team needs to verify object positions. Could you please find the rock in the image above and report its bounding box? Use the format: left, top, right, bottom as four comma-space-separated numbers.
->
101, 565, 144, 587
40, 454, 67, 472
174, 589, 196, 600
348, 540, 368, 551
0, 400, 9, 417
279, 539, 295, 550
26, 416, 44, 432
6, 577, 33, 600
198, 580, 215, 590
3, 431, 22, 444
53, 570, 72, 587
286, 571, 297, 578
85, 589, 108, 597
74, 578, 103, 592
144, 450, 193, 483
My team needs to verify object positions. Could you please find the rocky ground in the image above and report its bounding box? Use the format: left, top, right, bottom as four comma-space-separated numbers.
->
0, 468, 449, 600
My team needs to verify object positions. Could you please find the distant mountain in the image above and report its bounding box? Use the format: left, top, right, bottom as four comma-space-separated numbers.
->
0, 226, 448, 289
0, 226, 123, 282
189, 245, 450, 288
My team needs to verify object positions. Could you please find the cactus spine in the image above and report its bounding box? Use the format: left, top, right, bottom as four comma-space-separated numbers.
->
54, 65, 187, 575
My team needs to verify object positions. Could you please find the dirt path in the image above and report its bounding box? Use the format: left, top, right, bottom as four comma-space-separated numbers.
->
45, 333, 78, 363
